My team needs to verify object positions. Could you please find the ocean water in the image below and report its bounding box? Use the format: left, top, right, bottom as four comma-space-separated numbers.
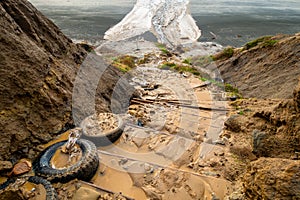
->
29, 0, 300, 46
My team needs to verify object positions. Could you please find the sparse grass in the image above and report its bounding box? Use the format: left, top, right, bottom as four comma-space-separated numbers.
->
197, 79, 243, 98
199, 77, 224, 88
159, 62, 200, 76
225, 83, 243, 99
243, 36, 278, 50
182, 58, 192, 65
211, 47, 234, 61
156, 43, 171, 55
137, 53, 153, 65
194, 56, 214, 67
159, 62, 176, 70
238, 110, 245, 115
118, 65, 131, 73
156, 43, 166, 49
173, 65, 200, 76
200, 77, 208, 82
112, 55, 137, 73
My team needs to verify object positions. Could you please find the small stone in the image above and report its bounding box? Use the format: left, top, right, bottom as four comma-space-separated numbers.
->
73, 186, 100, 200
103, 193, 109, 199
212, 192, 220, 200
198, 161, 206, 168
9, 159, 32, 176
204, 138, 212, 144
187, 163, 194, 168
75, 183, 81, 190
144, 163, 154, 173
99, 166, 106, 175
119, 158, 128, 165
67, 192, 73, 198
214, 152, 225, 157
213, 139, 225, 145
202, 171, 219, 177
209, 161, 218, 167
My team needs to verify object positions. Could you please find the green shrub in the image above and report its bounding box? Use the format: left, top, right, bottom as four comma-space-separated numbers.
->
244, 36, 271, 50
223, 47, 234, 58
262, 39, 278, 47
112, 55, 137, 73
225, 83, 239, 94
211, 47, 234, 61
225, 83, 243, 99
243, 36, 277, 50
174, 65, 200, 76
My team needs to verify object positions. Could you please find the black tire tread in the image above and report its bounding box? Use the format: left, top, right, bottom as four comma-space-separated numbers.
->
33, 139, 99, 183
28, 176, 57, 200
0, 178, 16, 191
0, 176, 57, 200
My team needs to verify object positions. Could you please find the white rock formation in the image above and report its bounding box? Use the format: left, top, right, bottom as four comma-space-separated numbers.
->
104, 0, 201, 46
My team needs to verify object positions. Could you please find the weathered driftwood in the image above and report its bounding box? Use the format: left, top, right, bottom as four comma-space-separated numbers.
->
131, 98, 228, 111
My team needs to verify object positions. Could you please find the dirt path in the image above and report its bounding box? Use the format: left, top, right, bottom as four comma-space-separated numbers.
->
86, 43, 232, 199
0, 40, 232, 200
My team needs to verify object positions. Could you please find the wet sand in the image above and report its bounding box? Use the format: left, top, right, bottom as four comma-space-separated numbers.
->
73, 42, 231, 199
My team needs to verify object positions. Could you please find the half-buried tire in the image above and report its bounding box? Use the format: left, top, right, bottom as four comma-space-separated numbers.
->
0, 176, 57, 200
28, 176, 57, 200
33, 139, 99, 183
80, 114, 125, 146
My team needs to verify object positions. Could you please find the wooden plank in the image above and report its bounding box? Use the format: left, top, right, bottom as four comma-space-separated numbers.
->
79, 181, 135, 200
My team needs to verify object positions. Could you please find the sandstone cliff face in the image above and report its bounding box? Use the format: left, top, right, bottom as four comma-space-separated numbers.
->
217, 34, 300, 99
0, 0, 122, 160
243, 158, 300, 199
294, 79, 300, 111
223, 79, 300, 198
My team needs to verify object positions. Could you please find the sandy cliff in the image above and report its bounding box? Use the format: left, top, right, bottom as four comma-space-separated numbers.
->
0, 0, 122, 160
218, 45, 300, 199
217, 34, 300, 99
